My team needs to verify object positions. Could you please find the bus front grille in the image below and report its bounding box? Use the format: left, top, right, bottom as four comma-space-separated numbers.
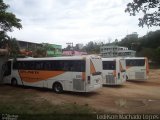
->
135, 72, 145, 79
73, 79, 84, 91
106, 75, 115, 84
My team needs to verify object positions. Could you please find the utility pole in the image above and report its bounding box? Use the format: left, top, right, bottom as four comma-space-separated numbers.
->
66, 42, 73, 56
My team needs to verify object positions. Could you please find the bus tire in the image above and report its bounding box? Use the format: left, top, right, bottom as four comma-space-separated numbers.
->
53, 82, 63, 93
11, 78, 17, 86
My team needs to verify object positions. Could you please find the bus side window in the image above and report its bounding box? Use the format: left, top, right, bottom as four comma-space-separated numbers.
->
103, 61, 115, 70
21, 62, 27, 69
29, 61, 35, 70
3, 61, 11, 76
110, 62, 115, 70
44, 61, 50, 70
71, 61, 79, 72
63, 61, 71, 71
13, 61, 18, 69
79, 61, 85, 72
53, 60, 63, 71
126, 60, 133, 66
138, 59, 145, 66
72, 60, 85, 72
35, 61, 43, 70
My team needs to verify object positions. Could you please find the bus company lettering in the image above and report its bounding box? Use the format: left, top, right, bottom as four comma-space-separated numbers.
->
19, 70, 39, 74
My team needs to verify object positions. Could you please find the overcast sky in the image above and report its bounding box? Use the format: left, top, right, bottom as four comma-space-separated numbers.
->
5, 0, 159, 48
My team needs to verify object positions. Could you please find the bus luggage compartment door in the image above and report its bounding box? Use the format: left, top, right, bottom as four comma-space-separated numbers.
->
73, 78, 85, 91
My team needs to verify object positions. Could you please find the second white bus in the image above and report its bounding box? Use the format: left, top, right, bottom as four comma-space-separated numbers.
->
125, 57, 149, 81
2, 55, 102, 93
102, 58, 126, 85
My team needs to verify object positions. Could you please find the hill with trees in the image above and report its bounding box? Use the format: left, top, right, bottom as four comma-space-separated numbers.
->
70, 30, 159, 64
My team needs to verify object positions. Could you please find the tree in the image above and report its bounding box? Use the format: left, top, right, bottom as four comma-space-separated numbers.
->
83, 41, 101, 54
8, 38, 20, 58
64, 45, 72, 51
74, 44, 80, 51
118, 32, 139, 50
136, 47, 154, 60
153, 47, 160, 63
0, 0, 22, 51
85, 41, 95, 54
34, 46, 47, 57
0, 0, 22, 32
125, 0, 160, 27
139, 30, 160, 48
0, 31, 9, 48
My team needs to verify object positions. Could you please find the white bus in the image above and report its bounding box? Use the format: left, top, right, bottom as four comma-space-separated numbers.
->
2, 55, 102, 93
125, 57, 149, 81
102, 58, 126, 85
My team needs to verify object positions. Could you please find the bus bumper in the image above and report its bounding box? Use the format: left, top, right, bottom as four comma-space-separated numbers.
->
86, 84, 102, 92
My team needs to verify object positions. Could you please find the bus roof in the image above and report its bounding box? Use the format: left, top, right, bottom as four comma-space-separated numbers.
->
124, 57, 146, 60
102, 57, 125, 61
9, 55, 101, 61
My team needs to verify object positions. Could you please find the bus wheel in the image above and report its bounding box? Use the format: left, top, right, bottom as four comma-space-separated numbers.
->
11, 78, 17, 86
53, 82, 63, 93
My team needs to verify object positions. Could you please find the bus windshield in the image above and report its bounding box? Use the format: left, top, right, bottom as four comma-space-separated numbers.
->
120, 59, 126, 72
126, 59, 145, 66
103, 61, 116, 70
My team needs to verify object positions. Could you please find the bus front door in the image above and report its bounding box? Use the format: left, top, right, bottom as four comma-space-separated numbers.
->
2, 61, 11, 84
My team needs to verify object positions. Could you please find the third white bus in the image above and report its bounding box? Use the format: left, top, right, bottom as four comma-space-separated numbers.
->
102, 58, 126, 85
2, 55, 102, 93
125, 57, 149, 81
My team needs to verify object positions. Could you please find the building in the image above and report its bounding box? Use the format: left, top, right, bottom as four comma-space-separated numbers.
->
17, 40, 62, 57
18, 40, 42, 50
100, 45, 136, 58
18, 40, 42, 56
63, 50, 87, 56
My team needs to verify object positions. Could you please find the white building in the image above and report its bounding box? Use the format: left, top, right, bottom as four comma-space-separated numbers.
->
100, 45, 136, 58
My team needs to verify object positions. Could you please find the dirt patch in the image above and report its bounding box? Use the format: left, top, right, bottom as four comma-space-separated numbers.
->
0, 69, 160, 114
35, 69, 160, 113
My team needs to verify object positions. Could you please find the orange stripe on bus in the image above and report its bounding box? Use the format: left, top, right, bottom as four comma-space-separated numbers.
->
126, 66, 131, 69
113, 70, 116, 77
82, 72, 86, 81
19, 70, 65, 83
90, 60, 96, 74
120, 61, 123, 71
